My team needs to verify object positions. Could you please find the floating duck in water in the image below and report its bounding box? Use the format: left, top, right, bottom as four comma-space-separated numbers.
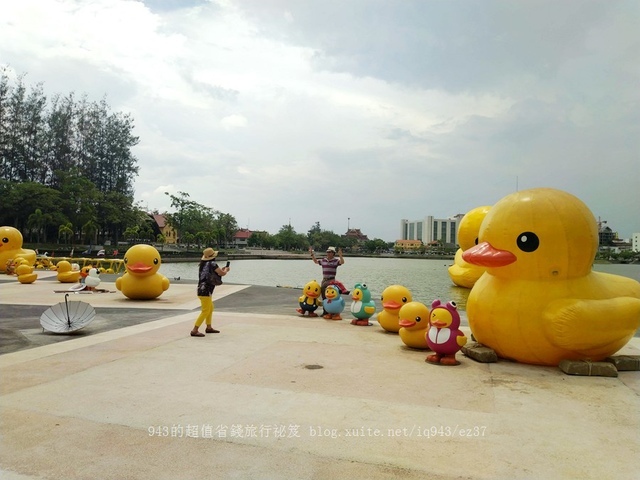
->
15, 261, 37, 284
426, 300, 467, 365
398, 301, 431, 349
323, 284, 345, 320
448, 206, 491, 289
115, 244, 170, 300
377, 285, 412, 333
0, 226, 36, 273
56, 261, 81, 283
297, 279, 322, 317
463, 187, 640, 366
350, 283, 376, 326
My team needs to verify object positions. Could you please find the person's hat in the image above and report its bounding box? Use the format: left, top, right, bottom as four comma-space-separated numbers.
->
326, 246, 337, 253
201, 248, 218, 260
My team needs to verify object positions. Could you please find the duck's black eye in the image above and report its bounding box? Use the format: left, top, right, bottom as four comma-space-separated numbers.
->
402, 297, 408, 303
2, 237, 8, 243
474, 237, 478, 245
517, 232, 539, 252
124, 257, 128, 264
154, 258, 159, 265
415, 316, 422, 323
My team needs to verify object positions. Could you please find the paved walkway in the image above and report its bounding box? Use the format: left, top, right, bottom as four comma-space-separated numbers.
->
1, 272, 639, 479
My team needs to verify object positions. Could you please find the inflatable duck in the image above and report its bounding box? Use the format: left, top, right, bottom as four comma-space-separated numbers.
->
350, 283, 376, 326
377, 285, 412, 333
56, 260, 81, 283
297, 279, 322, 317
448, 206, 491, 289
0, 226, 36, 273
84, 268, 101, 290
115, 244, 170, 300
323, 283, 345, 320
426, 300, 467, 365
15, 261, 37, 284
398, 301, 431, 349
463, 187, 640, 366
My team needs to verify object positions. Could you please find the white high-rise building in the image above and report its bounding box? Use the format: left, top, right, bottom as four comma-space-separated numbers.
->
400, 214, 465, 246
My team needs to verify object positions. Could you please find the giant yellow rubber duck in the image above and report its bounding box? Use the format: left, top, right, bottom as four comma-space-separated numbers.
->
16, 261, 37, 284
377, 285, 412, 333
463, 188, 640, 366
0, 226, 36, 273
116, 244, 170, 300
448, 206, 491, 289
398, 301, 431, 349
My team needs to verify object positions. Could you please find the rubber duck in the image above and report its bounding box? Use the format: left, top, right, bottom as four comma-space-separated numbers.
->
463, 187, 640, 366
84, 268, 101, 290
323, 284, 345, 320
56, 260, 81, 283
115, 244, 170, 300
448, 206, 491, 289
297, 280, 322, 317
0, 226, 36, 273
398, 301, 431, 349
377, 285, 412, 333
350, 283, 376, 326
426, 300, 467, 365
15, 262, 37, 284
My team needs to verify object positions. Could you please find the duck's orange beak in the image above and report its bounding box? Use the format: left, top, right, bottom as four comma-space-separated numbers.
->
398, 319, 415, 328
127, 262, 153, 273
463, 242, 517, 267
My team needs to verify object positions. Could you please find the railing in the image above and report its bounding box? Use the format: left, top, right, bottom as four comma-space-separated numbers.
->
35, 256, 126, 274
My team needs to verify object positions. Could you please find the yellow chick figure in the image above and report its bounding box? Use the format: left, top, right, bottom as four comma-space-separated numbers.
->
116, 244, 170, 300
0, 226, 36, 273
463, 188, 640, 366
56, 261, 81, 283
398, 301, 431, 349
448, 206, 491, 289
16, 263, 37, 284
377, 285, 412, 333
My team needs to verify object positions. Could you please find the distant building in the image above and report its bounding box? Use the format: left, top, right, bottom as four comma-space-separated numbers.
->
149, 213, 178, 244
343, 228, 369, 242
633, 233, 640, 253
400, 215, 464, 246
394, 239, 423, 252
233, 229, 253, 248
598, 225, 615, 246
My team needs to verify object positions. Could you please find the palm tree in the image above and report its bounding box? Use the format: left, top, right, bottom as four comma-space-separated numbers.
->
58, 222, 74, 245
27, 208, 52, 243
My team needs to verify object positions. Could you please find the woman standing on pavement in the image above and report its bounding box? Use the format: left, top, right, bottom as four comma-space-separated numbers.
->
191, 247, 230, 337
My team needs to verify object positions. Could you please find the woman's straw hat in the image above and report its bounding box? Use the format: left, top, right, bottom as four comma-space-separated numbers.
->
201, 248, 218, 260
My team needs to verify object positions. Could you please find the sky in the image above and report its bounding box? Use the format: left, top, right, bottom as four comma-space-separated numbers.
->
2, 0, 639, 241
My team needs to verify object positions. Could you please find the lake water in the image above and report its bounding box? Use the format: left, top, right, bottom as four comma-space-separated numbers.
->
160, 258, 640, 312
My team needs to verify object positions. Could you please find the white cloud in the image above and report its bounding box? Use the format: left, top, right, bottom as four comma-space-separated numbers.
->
1, 0, 638, 240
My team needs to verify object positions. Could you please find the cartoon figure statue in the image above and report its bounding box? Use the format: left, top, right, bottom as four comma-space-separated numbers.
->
377, 285, 412, 333
463, 187, 640, 366
0, 226, 36, 273
349, 283, 376, 326
448, 206, 491, 289
115, 244, 170, 300
426, 300, 467, 365
398, 301, 431, 349
297, 279, 322, 317
323, 283, 345, 320
84, 268, 101, 291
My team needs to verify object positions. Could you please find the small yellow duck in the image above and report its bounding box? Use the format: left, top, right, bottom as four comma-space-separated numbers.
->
56, 261, 81, 283
398, 301, 431, 349
377, 285, 412, 333
448, 206, 491, 289
16, 261, 37, 284
463, 188, 640, 366
0, 226, 36, 273
116, 244, 170, 300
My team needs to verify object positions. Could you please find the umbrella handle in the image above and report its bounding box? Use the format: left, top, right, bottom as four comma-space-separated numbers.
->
64, 294, 72, 327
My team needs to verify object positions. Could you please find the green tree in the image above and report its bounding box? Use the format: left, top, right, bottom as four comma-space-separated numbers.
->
27, 208, 52, 243
58, 222, 74, 245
